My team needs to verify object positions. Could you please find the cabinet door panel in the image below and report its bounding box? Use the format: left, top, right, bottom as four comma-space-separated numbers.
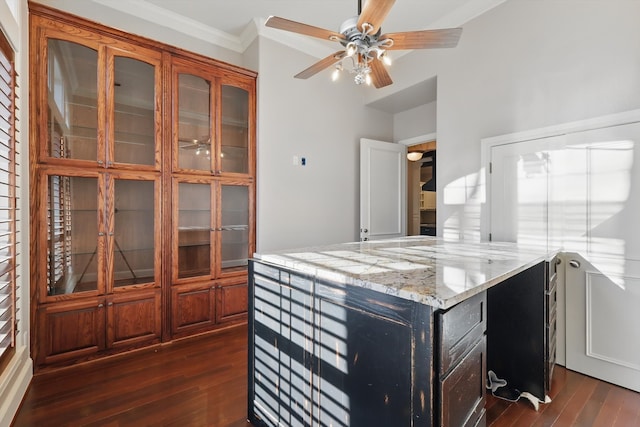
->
111, 53, 160, 167
176, 72, 213, 172
219, 83, 250, 175
176, 181, 213, 280
218, 183, 250, 275
45, 174, 103, 297
111, 177, 158, 289
46, 39, 99, 162
38, 298, 105, 365
171, 283, 216, 336
107, 289, 161, 348
217, 281, 248, 323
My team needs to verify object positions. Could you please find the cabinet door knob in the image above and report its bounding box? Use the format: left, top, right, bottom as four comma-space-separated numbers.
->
108, 302, 113, 306
98, 303, 104, 308
569, 259, 581, 269
98, 232, 105, 236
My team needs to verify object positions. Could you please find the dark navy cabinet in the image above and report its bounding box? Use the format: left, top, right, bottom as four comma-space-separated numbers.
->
248, 257, 553, 426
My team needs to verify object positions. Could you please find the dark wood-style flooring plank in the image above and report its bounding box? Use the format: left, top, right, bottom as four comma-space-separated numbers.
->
11, 326, 251, 427
11, 324, 640, 427
488, 366, 640, 427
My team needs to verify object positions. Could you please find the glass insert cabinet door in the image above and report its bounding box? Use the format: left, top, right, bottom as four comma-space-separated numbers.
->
111, 53, 160, 167
45, 37, 161, 168
110, 177, 157, 288
174, 180, 252, 281
220, 83, 250, 175
177, 72, 213, 172
176, 181, 212, 279
46, 174, 101, 296
44, 173, 158, 297
174, 63, 253, 176
47, 39, 98, 162
218, 184, 251, 274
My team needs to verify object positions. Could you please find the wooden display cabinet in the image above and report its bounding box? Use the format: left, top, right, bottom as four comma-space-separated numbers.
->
30, 4, 256, 369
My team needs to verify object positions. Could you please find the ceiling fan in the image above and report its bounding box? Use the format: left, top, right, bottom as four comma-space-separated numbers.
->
265, 0, 462, 88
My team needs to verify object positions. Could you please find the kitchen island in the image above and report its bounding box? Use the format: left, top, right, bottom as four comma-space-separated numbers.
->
248, 237, 558, 427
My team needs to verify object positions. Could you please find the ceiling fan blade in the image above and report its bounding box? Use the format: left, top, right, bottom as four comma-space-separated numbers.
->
381, 28, 463, 50
369, 59, 393, 89
294, 51, 346, 79
265, 16, 345, 42
357, 0, 396, 34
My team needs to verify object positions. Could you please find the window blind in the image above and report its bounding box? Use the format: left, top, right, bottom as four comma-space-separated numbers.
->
0, 30, 18, 365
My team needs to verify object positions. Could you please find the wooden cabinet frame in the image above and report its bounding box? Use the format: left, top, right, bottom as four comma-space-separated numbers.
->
29, 3, 256, 369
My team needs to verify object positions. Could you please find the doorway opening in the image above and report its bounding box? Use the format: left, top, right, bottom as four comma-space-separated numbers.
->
407, 140, 436, 236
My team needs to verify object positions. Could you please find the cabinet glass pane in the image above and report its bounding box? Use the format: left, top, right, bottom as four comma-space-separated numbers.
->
114, 57, 156, 165
178, 74, 212, 171
47, 176, 98, 295
178, 182, 211, 278
221, 85, 249, 174
47, 39, 98, 160
113, 179, 155, 287
221, 185, 249, 270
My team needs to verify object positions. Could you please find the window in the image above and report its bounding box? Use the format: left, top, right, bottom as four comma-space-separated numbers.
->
0, 29, 19, 366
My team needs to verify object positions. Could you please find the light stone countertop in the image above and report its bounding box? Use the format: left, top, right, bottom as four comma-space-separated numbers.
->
254, 236, 558, 309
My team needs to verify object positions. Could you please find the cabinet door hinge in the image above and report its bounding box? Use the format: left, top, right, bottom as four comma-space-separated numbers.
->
489, 233, 492, 242
489, 162, 492, 174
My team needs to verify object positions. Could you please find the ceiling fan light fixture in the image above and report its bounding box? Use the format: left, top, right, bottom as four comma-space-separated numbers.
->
346, 42, 357, 57
377, 49, 392, 65
332, 66, 341, 81
354, 72, 366, 85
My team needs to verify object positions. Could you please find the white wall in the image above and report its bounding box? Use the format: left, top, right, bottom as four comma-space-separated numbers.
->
393, 101, 437, 143
0, 1, 33, 425
364, 0, 640, 241
437, 0, 640, 240
256, 37, 393, 252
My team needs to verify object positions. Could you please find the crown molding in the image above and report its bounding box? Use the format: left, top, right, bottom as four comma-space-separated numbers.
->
91, 0, 244, 52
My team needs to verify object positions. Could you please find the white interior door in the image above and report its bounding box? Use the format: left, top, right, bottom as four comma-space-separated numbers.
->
360, 138, 406, 241
488, 119, 640, 391
563, 122, 640, 392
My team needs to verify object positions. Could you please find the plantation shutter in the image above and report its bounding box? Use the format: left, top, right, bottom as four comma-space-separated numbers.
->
0, 30, 19, 364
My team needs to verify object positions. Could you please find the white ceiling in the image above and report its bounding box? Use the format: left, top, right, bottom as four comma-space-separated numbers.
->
88, 0, 506, 112
134, 0, 482, 37
92, 0, 506, 53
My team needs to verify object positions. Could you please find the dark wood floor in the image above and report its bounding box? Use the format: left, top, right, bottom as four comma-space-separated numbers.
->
11, 324, 640, 426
